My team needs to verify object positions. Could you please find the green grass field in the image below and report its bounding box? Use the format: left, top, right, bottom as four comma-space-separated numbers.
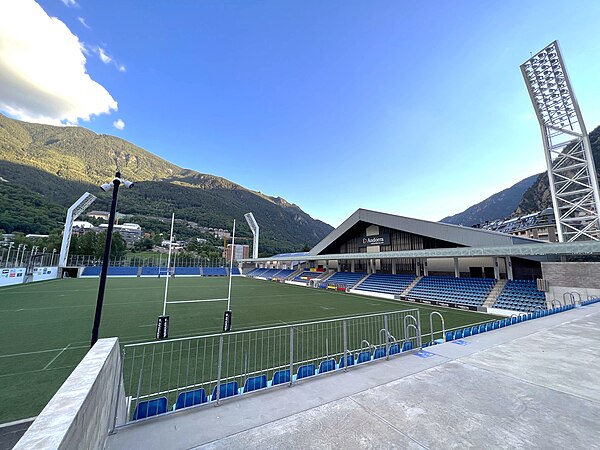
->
0, 276, 499, 423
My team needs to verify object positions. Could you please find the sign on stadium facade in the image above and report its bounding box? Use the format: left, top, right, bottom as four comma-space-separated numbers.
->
358, 234, 390, 247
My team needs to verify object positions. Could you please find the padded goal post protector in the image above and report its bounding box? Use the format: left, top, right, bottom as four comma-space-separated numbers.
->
223, 310, 232, 332
156, 315, 169, 340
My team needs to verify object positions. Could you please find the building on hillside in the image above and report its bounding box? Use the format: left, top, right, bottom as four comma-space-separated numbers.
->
477, 209, 558, 242
225, 244, 249, 260
87, 211, 126, 222
98, 223, 142, 246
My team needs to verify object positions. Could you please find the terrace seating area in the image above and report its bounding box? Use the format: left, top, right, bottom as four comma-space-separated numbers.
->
130, 342, 418, 421
493, 280, 547, 312
319, 272, 365, 289
273, 269, 294, 279
294, 270, 324, 282
408, 276, 495, 307
354, 273, 416, 295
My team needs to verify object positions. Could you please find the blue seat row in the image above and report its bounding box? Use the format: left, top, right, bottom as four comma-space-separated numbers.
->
408, 276, 495, 307
355, 273, 416, 295
493, 280, 546, 312
441, 304, 577, 345
320, 272, 366, 289
131, 342, 417, 420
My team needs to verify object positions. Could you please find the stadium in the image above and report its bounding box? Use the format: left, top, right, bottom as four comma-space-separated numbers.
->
2, 31, 600, 450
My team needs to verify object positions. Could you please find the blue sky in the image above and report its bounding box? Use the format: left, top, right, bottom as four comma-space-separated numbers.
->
3, 1, 600, 227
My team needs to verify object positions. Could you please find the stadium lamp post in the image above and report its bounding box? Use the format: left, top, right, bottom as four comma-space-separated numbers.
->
19, 245, 27, 267
91, 171, 134, 347
5, 242, 14, 267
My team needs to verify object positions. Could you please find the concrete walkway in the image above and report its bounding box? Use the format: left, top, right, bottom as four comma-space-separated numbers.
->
106, 304, 600, 449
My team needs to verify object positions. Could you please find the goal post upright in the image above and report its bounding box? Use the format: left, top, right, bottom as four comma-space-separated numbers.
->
521, 40, 600, 242
59, 192, 97, 268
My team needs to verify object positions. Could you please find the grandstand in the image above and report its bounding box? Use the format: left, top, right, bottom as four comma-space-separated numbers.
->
407, 276, 495, 307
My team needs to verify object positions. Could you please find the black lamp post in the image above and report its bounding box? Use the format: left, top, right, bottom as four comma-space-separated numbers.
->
91, 171, 133, 347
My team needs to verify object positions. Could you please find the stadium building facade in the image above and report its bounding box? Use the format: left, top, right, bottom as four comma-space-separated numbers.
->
264, 209, 548, 280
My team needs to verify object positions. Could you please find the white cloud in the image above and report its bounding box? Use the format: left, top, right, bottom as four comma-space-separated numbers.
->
60, 0, 78, 7
0, 0, 117, 125
113, 118, 125, 130
78, 16, 90, 29
97, 47, 112, 64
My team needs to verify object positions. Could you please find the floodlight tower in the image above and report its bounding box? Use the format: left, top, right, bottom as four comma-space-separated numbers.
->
58, 192, 97, 267
521, 41, 600, 242
244, 212, 259, 259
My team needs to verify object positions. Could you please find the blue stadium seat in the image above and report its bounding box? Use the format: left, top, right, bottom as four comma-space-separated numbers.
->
318, 360, 336, 374
402, 341, 413, 352
471, 326, 479, 335
296, 364, 316, 380
454, 330, 463, 339
373, 347, 386, 359
212, 381, 238, 400
132, 397, 168, 420
338, 354, 355, 368
356, 351, 372, 364
445, 331, 455, 341
479, 324, 486, 333
243, 375, 267, 393
175, 389, 207, 410
272, 370, 291, 385
407, 276, 496, 308
485, 323, 493, 331
389, 343, 401, 355
462, 328, 471, 337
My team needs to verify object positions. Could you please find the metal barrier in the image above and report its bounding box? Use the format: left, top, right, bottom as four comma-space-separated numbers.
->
429, 311, 445, 343
123, 309, 421, 421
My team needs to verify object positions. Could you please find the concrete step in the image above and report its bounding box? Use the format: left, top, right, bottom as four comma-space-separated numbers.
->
483, 279, 507, 308
401, 275, 422, 297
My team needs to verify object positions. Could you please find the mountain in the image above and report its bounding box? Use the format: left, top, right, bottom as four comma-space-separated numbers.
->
440, 174, 539, 226
515, 125, 600, 215
0, 114, 333, 255
442, 124, 600, 226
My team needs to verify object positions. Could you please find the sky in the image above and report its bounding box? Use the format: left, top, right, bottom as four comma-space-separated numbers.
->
2, 1, 600, 228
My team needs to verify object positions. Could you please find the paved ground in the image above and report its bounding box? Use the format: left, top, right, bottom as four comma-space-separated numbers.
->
106, 304, 600, 450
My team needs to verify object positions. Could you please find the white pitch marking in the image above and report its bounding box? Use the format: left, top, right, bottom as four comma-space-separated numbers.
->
43, 343, 71, 370
138, 324, 156, 327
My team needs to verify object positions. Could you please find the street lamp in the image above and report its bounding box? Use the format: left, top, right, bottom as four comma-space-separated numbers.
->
91, 171, 134, 347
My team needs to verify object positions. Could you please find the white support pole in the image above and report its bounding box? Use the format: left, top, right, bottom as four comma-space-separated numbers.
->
162, 213, 175, 316
227, 220, 236, 311
59, 192, 96, 268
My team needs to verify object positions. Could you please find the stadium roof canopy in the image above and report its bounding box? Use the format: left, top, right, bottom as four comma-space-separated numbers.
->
240, 209, 600, 263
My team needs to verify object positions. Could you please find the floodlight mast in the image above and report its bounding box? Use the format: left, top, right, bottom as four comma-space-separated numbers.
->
244, 212, 259, 259
521, 41, 600, 242
59, 192, 97, 268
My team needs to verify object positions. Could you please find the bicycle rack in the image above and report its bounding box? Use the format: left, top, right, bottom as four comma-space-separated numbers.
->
563, 292, 575, 306
429, 311, 445, 343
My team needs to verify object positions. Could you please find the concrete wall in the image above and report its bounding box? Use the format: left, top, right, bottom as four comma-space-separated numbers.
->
14, 338, 126, 450
542, 262, 600, 303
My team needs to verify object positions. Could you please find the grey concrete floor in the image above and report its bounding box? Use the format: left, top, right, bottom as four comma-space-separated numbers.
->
106, 304, 600, 450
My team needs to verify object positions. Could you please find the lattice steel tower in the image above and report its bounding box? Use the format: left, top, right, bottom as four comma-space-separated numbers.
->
521, 41, 600, 242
